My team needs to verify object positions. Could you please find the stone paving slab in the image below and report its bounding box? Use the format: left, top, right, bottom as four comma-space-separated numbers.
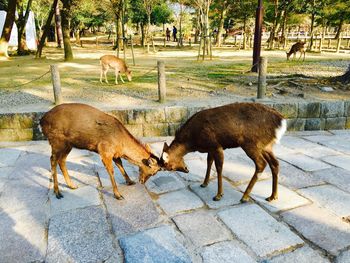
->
49, 185, 101, 217
119, 225, 192, 263
0, 207, 48, 263
46, 206, 115, 263
0, 180, 49, 214
280, 136, 322, 151
0, 148, 21, 167
102, 184, 160, 237
157, 189, 205, 216
312, 168, 350, 193
298, 185, 350, 218
279, 160, 324, 190
146, 172, 185, 194
96, 161, 138, 187
201, 240, 256, 263
222, 156, 271, 185
306, 135, 350, 154
190, 181, 242, 209
322, 155, 350, 171
0, 167, 13, 193
336, 250, 350, 263
218, 204, 304, 258
178, 158, 216, 182
279, 153, 331, 172
281, 204, 350, 255
237, 180, 310, 213
266, 246, 330, 263
172, 211, 232, 247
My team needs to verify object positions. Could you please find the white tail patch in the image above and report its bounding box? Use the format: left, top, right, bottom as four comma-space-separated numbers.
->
275, 119, 287, 144
38, 123, 43, 134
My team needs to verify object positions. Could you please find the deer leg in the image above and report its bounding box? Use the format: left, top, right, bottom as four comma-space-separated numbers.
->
50, 153, 63, 199
100, 68, 103, 83
101, 155, 123, 200
213, 148, 224, 201
102, 65, 109, 84
57, 145, 78, 190
113, 157, 135, 185
241, 148, 267, 203
119, 74, 125, 83
201, 152, 214, 188
98, 143, 123, 199
263, 151, 279, 202
114, 69, 119, 85
303, 51, 306, 61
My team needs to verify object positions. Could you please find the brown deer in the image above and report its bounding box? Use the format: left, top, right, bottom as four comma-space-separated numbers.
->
99, 55, 132, 84
286, 41, 306, 61
160, 103, 286, 202
40, 103, 161, 199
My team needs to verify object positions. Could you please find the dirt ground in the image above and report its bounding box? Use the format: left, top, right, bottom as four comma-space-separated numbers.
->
1, 42, 350, 113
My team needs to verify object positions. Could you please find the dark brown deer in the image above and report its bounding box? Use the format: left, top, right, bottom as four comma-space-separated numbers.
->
286, 41, 306, 61
160, 103, 286, 202
40, 103, 161, 199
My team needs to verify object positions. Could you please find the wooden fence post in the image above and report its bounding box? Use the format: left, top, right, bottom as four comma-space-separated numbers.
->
157, 60, 166, 103
257, 57, 267, 99
50, 65, 63, 105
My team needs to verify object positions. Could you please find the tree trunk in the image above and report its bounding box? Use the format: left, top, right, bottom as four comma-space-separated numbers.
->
36, 0, 59, 58
61, 0, 73, 61
141, 23, 145, 47
308, 7, 316, 51
334, 18, 344, 40
16, 0, 33, 55
269, 0, 279, 49
55, 5, 63, 48
243, 18, 247, 49
0, 0, 17, 57
216, 1, 227, 47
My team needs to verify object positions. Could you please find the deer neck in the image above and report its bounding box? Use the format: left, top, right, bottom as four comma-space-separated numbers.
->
169, 142, 190, 158
122, 140, 150, 167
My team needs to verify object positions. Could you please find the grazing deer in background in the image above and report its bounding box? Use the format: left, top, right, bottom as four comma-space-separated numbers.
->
160, 103, 286, 202
40, 103, 161, 200
100, 55, 132, 84
286, 41, 306, 61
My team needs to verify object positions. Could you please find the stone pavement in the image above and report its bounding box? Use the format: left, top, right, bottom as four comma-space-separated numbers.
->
0, 131, 350, 263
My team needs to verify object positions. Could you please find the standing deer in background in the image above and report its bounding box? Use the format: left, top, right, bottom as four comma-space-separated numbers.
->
100, 55, 132, 84
40, 103, 161, 199
286, 41, 306, 61
160, 103, 286, 202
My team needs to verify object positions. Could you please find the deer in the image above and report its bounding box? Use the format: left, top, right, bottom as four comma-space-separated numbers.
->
40, 103, 161, 200
99, 55, 132, 85
160, 102, 286, 203
286, 41, 306, 61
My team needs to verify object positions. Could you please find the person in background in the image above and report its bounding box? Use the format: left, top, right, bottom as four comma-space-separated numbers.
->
166, 28, 171, 41
173, 26, 178, 42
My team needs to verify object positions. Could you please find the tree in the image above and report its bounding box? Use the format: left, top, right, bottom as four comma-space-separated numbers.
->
0, 0, 17, 57
15, 0, 34, 55
60, 0, 74, 60
151, 2, 173, 32
129, 0, 147, 46
36, 0, 59, 58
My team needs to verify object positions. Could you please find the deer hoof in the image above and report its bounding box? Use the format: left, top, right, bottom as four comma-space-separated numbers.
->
200, 183, 208, 188
68, 183, 78, 189
55, 191, 64, 199
213, 194, 223, 201
115, 194, 124, 200
240, 196, 250, 203
127, 180, 136, 186
265, 195, 278, 202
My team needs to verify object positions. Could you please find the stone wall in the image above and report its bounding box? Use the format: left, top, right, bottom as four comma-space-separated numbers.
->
1, 101, 350, 142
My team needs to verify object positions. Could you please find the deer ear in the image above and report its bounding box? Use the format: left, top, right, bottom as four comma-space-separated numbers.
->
142, 158, 156, 167
163, 142, 169, 152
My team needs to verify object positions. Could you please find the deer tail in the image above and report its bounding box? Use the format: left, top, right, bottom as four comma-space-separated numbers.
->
275, 119, 287, 144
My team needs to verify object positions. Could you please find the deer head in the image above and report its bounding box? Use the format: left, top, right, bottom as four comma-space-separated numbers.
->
160, 142, 189, 173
